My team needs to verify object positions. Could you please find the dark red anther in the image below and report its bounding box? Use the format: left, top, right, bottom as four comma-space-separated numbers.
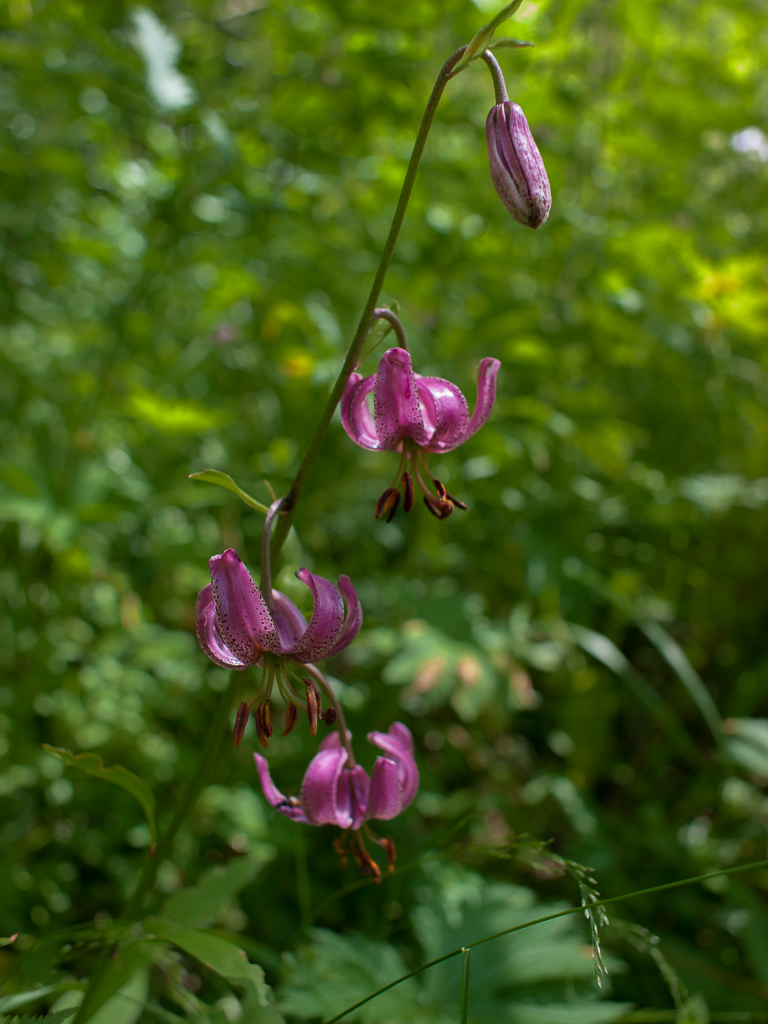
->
320, 706, 337, 726
402, 472, 414, 513
233, 702, 250, 746
255, 701, 272, 748
352, 837, 382, 884
305, 680, 321, 736
283, 701, 298, 736
375, 487, 397, 519
386, 489, 401, 523
424, 496, 453, 520
446, 491, 467, 511
433, 478, 448, 501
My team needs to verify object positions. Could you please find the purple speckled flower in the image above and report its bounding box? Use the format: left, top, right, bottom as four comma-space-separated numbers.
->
486, 100, 551, 229
254, 722, 418, 880
196, 549, 361, 748
341, 347, 500, 521
196, 548, 361, 670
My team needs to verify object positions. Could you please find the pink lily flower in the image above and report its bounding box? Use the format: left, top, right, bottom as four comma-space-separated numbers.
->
254, 722, 418, 881
341, 345, 500, 521
196, 548, 361, 746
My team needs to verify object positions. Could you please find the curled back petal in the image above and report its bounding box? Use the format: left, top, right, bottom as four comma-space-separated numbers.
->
300, 746, 353, 827
286, 568, 345, 663
416, 376, 471, 453
364, 756, 403, 821
465, 357, 501, 440
196, 593, 247, 670
210, 549, 281, 662
341, 373, 381, 450
254, 753, 309, 823
321, 575, 362, 659
271, 590, 308, 650
373, 347, 430, 450
368, 723, 419, 808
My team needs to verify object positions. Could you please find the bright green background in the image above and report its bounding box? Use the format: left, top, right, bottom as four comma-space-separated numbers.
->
1, 0, 768, 1018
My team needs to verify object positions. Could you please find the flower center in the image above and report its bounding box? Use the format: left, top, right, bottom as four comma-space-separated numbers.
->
375, 444, 467, 523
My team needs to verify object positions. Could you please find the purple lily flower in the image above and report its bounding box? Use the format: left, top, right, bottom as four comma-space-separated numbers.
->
254, 722, 418, 880
341, 346, 500, 521
486, 100, 551, 229
196, 549, 361, 746
197, 548, 361, 668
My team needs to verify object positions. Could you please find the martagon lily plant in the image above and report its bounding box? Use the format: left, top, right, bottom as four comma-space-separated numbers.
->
68, 12, 550, 1019
184, 4, 549, 883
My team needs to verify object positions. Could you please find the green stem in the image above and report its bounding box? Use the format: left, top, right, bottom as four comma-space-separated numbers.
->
480, 50, 509, 103
294, 827, 313, 935
73, 674, 240, 1023
320, 856, 768, 1024
459, 948, 471, 1024
305, 663, 355, 766
260, 498, 283, 613
270, 45, 467, 565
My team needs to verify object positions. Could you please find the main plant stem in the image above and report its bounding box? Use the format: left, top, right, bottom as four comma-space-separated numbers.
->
270, 45, 467, 564
73, 674, 240, 1023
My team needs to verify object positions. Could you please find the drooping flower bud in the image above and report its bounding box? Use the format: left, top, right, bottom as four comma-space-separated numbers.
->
486, 100, 551, 229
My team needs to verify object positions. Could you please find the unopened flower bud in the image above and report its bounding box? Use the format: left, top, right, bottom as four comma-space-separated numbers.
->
486, 101, 551, 229
233, 702, 250, 746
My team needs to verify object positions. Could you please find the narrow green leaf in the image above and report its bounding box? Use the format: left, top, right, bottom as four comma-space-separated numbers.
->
453, 0, 525, 74
0, 983, 76, 1014
188, 469, 269, 513
488, 37, 534, 50
569, 623, 703, 767
42, 746, 156, 846
638, 619, 722, 741
0, 935, 17, 948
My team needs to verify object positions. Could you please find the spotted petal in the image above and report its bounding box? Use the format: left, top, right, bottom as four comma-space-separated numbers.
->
320, 575, 363, 660
424, 358, 500, 453
271, 590, 309, 650
364, 756, 403, 821
373, 347, 430, 450
209, 549, 281, 662
285, 568, 345, 663
196, 589, 248, 669
254, 753, 309, 823
416, 376, 470, 453
341, 373, 381, 450
367, 722, 419, 809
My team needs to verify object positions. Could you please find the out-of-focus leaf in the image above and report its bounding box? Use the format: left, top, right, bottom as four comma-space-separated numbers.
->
187, 469, 269, 513
42, 746, 156, 846
146, 924, 282, 1022
278, 929, 421, 1024
126, 388, 230, 435
723, 718, 768, 777
160, 847, 275, 927
382, 621, 498, 721
72, 941, 162, 1023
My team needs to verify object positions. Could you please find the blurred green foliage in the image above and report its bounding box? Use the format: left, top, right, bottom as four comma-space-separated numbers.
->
1, 0, 768, 1018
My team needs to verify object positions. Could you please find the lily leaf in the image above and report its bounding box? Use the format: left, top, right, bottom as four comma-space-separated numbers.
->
43, 746, 156, 847
188, 469, 269, 513
452, 0, 525, 75
488, 37, 534, 50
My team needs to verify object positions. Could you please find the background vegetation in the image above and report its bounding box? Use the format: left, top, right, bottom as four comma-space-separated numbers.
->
1, 0, 768, 1019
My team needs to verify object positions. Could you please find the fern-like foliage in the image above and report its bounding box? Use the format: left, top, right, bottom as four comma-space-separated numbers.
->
0, 1010, 76, 1024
